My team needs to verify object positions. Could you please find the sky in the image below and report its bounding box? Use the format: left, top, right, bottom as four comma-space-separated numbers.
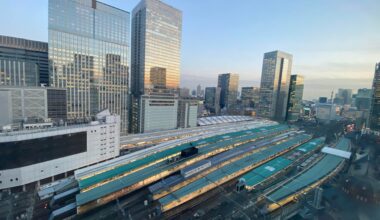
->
0, 0, 379, 100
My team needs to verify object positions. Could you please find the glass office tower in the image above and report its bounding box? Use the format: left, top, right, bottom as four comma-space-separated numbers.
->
131, 0, 182, 96
286, 74, 304, 121
0, 35, 48, 86
258, 50, 293, 121
369, 63, 380, 131
130, 0, 182, 133
49, 0, 130, 134
205, 87, 221, 114
218, 73, 239, 111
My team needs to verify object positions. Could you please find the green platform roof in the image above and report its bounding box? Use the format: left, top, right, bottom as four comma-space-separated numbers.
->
295, 137, 325, 153
76, 125, 290, 205
267, 138, 350, 202
242, 157, 292, 189
78, 124, 288, 190
159, 134, 311, 207
242, 137, 325, 189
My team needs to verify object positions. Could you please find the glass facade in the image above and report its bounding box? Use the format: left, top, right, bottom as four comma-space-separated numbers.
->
49, 0, 129, 134
258, 50, 293, 121
370, 63, 380, 131
130, 0, 182, 133
0, 35, 48, 86
131, 0, 182, 96
286, 75, 304, 121
47, 88, 67, 121
241, 87, 259, 108
218, 73, 239, 111
205, 87, 221, 114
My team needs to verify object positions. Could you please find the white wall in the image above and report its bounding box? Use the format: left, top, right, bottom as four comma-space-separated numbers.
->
0, 117, 120, 189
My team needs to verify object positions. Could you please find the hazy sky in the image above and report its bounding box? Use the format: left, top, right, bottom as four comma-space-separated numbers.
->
1, 0, 379, 100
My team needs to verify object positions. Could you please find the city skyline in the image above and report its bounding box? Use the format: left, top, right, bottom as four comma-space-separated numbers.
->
0, 0, 379, 99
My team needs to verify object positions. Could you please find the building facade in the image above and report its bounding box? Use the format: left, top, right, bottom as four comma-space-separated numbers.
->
369, 63, 380, 131
130, 0, 182, 133
0, 111, 120, 190
355, 88, 372, 111
286, 75, 304, 121
138, 94, 178, 132
0, 35, 48, 86
258, 50, 293, 121
177, 98, 198, 128
48, 0, 129, 134
131, 0, 182, 96
0, 87, 67, 128
334, 89, 353, 106
204, 87, 221, 115
241, 87, 260, 108
218, 73, 239, 111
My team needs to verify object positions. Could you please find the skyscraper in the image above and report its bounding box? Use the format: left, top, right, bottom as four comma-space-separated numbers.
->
130, 0, 182, 133
48, 0, 130, 134
204, 87, 221, 114
258, 50, 293, 121
355, 88, 372, 111
241, 87, 259, 108
286, 74, 304, 121
196, 84, 202, 97
218, 73, 239, 111
131, 0, 182, 96
334, 89, 353, 106
0, 35, 48, 86
369, 63, 380, 131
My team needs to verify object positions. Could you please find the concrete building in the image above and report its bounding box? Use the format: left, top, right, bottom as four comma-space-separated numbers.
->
49, 0, 129, 134
138, 94, 178, 133
369, 63, 380, 131
286, 75, 304, 121
315, 103, 339, 124
0, 110, 120, 190
177, 98, 198, 128
258, 50, 293, 121
0, 35, 48, 86
218, 73, 239, 112
130, 0, 182, 133
204, 87, 221, 115
0, 87, 67, 128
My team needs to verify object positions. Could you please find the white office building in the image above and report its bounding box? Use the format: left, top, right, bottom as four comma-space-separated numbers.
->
0, 110, 120, 190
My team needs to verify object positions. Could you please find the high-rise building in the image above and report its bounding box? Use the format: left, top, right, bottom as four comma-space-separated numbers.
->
286, 74, 304, 121
204, 87, 221, 114
131, 0, 182, 96
369, 63, 380, 131
177, 98, 198, 128
318, 97, 328, 104
241, 87, 260, 108
130, 0, 182, 133
218, 73, 239, 111
334, 89, 353, 106
355, 88, 372, 111
0, 35, 48, 86
48, 0, 129, 134
196, 84, 202, 97
258, 50, 293, 121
